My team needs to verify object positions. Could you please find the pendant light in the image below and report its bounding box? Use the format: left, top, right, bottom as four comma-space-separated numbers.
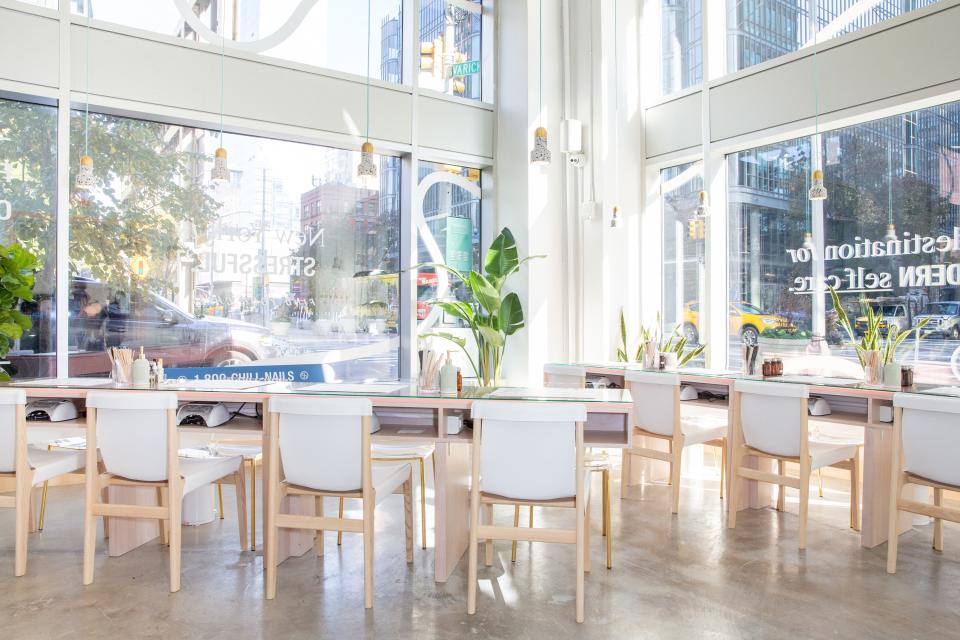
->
695, 191, 709, 219
884, 146, 897, 241
609, 0, 622, 228
211, 5, 230, 184
357, 0, 378, 185
610, 206, 621, 228
75, 11, 94, 192
530, 0, 551, 165
808, 24, 827, 202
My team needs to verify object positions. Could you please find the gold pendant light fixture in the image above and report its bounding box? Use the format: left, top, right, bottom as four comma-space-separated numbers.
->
530, 0, 551, 165
75, 11, 94, 192
211, 4, 230, 185
357, 0, 378, 184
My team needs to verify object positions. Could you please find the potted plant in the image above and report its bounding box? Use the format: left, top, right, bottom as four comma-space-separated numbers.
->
615, 309, 706, 368
758, 326, 812, 355
270, 303, 292, 336
0, 244, 38, 380
421, 227, 543, 386
829, 286, 928, 385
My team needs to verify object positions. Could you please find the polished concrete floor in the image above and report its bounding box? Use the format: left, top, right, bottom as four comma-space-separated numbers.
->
2, 460, 959, 640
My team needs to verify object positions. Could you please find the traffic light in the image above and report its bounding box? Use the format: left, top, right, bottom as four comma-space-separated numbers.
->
420, 39, 443, 81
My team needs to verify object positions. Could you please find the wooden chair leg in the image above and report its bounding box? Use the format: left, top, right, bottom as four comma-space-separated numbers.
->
799, 459, 811, 551
511, 505, 520, 562
887, 475, 903, 574
404, 471, 414, 563
419, 457, 427, 550
584, 495, 592, 574
604, 469, 612, 570
14, 472, 31, 577
934, 487, 944, 552
575, 494, 585, 624
217, 482, 225, 520
484, 503, 494, 567
264, 488, 279, 599
337, 497, 344, 546
727, 456, 740, 528
314, 496, 325, 556
28, 487, 37, 534
719, 441, 726, 500
82, 480, 98, 585
169, 482, 182, 593
467, 492, 480, 615
777, 459, 786, 512
670, 439, 683, 514
157, 487, 168, 545
620, 448, 632, 499
234, 467, 247, 552
362, 495, 374, 609
850, 453, 861, 532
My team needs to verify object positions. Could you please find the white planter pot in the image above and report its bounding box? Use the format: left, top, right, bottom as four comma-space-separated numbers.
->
882, 362, 902, 388
270, 321, 291, 336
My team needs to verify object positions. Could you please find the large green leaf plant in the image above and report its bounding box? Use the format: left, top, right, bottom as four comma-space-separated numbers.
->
0, 243, 38, 380
421, 227, 543, 386
828, 285, 928, 366
615, 308, 705, 367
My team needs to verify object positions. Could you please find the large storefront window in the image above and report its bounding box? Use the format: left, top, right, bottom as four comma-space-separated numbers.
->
727, 99, 960, 382
728, 0, 942, 74
727, 137, 813, 369
71, 0, 404, 83
660, 0, 702, 96
419, 0, 483, 100
0, 98, 57, 378
68, 111, 400, 382
661, 162, 705, 361
415, 161, 482, 330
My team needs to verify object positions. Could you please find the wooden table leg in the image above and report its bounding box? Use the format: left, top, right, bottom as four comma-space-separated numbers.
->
433, 441, 471, 583
107, 486, 162, 556
861, 426, 911, 548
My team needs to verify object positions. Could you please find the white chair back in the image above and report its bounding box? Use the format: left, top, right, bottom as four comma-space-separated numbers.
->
734, 380, 808, 457
86, 391, 178, 482
625, 371, 679, 437
471, 400, 587, 501
270, 396, 373, 492
543, 364, 586, 389
894, 393, 960, 487
0, 388, 26, 473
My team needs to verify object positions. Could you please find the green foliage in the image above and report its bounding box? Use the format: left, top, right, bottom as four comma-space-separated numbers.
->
615, 308, 705, 367
421, 228, 543, 385
760, 327, 812, 340
828, 285, 929, 366
0, 244, 38, 380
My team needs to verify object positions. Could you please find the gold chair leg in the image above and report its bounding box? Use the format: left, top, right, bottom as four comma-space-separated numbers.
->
419, 457, 427, 549
604, 468, 612, 570
511, 505, 520, 562
217, 482, 225, 520
38, 481, 49, 531
337, 497, 344, 545
601, 469, 608, 537
818, 468, 824, 498
250, 460, 257, 551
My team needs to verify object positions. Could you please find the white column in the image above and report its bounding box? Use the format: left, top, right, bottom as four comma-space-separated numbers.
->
55, 1, 71, 378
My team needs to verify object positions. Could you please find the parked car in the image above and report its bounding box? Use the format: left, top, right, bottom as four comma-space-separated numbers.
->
913, 301, 960, 339
683, 301, 791, 346
9, 277, 292, 377
855, 300, 912, 337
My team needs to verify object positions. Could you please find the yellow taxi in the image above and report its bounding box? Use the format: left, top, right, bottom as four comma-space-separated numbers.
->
682, 301, 791, 346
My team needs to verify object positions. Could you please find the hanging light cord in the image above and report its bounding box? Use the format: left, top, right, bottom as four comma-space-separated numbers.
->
613, 0, 619, 200
84, 10, 91, 157
219, 0, 225, 144
366, 0, 372, 141
539, 0, 543, 124
812, 15, 820, 140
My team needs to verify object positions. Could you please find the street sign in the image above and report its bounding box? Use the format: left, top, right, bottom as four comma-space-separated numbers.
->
452, 60, 480, 76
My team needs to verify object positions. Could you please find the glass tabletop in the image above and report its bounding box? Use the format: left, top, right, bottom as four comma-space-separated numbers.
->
571, 361, 960, 397
7, 377, 632, 404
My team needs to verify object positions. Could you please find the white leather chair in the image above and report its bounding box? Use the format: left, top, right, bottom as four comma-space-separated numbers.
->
263, 396, 413, 608
511, 365, 612, 570
622, 371, 727, 513
82, 391, 246, 592
467, 400, 591, 623
0, 389, 84, 576
727, 380, 861, 549
887, 393, 960, 573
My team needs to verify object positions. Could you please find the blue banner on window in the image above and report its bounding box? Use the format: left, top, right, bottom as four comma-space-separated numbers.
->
164, 364, 327, 383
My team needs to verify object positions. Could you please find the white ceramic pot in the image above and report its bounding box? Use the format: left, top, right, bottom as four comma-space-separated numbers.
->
882, 362, 902, 388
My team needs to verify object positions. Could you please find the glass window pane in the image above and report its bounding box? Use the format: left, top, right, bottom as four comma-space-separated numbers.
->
727, 136, 813, 369
14, 0, 56, 8
727, 0, 812, 73
71, 0, 404, 83
661, 161, 705, 366
419, 0, 483, 100
0, 98, 58, 379
818, 0, 941, 41
660, 0, 702, 96
68, 111, 400, 381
